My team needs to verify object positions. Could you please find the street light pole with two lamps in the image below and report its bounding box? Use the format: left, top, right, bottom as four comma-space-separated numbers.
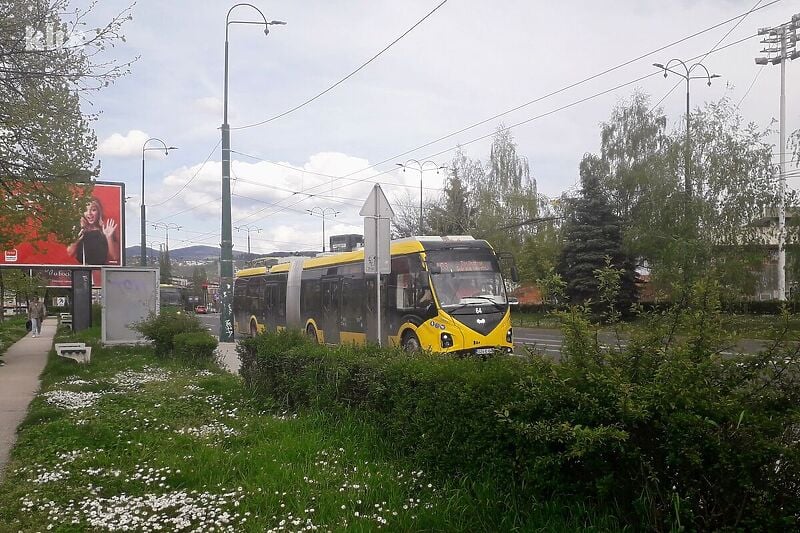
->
307, 207, 339, 253
396, 159, 446, 235
141, 138, 176, 266
220, 3, 285, 341
234, 224, 262, 261
652, 59, 720, 200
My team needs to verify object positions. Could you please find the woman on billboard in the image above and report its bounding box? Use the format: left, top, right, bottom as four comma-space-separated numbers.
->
66, 197, 119, 265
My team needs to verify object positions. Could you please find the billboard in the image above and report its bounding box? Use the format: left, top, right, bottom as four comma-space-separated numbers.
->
101, 267, 159, 345
0, 182, 125, 268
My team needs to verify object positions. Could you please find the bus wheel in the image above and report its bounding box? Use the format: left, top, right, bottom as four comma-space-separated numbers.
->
402, 331, 421, 352
306, 324, 319, 344
250, 321, 258, 337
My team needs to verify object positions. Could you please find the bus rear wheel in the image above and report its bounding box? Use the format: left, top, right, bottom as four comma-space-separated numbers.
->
402, 331, 421, 352
306, 324, 319, 344
250, 321, 258, 337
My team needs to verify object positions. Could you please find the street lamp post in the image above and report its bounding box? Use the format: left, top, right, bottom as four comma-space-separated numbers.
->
653, 59, 720, 200
307, 207, 339, 253
220, 4, 285, 342
396, 160, 445, 235
141, 138, 176, 266
152, 222, 181, 252
235, 224, 262, 261
755, 13, 799, 300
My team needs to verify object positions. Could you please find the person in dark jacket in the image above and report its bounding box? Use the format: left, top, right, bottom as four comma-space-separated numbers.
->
28, 296, 46, 338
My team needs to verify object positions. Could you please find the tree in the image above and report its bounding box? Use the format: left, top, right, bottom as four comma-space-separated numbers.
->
159, 247, 172, 284
557, 154, 637, 312
428, 150, 475, 235
595, 93, 779, 298
0, 0, 134, 250
191, 266, 208, 299
473, 126, 539, 253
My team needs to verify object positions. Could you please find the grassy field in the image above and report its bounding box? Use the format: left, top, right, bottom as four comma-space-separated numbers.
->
0, 316, 28, 360
0, 328, 623, 532
511, 310, 800, 339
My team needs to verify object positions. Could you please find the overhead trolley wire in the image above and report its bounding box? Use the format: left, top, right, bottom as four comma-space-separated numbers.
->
248, 0, 784, 215
150, 139, 221, 208
230, 31, 765, 228
232, 0, 450, 130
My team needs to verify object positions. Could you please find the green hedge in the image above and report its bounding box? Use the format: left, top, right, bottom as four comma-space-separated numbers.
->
238, 304, 800, 531
173, 331, 218, 362
239, 332, 533, 479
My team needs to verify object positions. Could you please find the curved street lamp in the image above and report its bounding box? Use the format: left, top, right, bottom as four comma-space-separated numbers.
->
220, 3, 285, 342
653, 59, 720, 199
234, 224, 262, 260
396, 159, 446, 235
307, 207, 339, 253
151, 221, 181, 253
141, 138, 176, 266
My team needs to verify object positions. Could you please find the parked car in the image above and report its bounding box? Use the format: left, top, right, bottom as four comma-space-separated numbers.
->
195, 305, 207, 314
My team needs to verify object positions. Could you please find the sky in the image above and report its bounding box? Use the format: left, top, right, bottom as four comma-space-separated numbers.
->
72, 0, 800, 256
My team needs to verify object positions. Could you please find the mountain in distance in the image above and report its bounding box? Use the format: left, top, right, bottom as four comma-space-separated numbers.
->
125, 245, 319, 262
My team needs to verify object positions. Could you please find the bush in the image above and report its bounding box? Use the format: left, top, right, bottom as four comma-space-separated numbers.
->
238, 282, 800, 531
503, 286, 800, 531
173, 331, 218, 362
238, 333, 533, 481
132, 310, 205, 357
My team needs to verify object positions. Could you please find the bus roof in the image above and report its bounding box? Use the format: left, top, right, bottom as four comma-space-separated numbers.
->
235, 236, 490, 279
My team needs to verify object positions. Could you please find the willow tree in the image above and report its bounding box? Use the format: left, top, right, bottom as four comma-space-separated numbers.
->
598, 94, 780, 297
0, 0, 134, 249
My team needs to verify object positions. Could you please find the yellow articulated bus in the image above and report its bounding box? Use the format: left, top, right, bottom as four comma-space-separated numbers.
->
233, 236, 516, 355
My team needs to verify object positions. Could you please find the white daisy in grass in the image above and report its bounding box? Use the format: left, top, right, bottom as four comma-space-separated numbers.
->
43, 390, 103, 411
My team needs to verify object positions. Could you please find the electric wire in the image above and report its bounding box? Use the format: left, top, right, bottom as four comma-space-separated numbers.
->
231, 0, 449, 130
245, 4, 782, 219
651, 0, 765, 111
150, 139, 221, 208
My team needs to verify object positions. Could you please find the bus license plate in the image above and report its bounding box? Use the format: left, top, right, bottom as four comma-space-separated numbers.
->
475, 348, 494, 355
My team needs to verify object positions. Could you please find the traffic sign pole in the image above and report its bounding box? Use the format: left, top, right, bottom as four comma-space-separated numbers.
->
360, 184, 394, 347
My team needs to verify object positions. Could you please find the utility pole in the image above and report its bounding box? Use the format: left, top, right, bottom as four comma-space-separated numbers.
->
755, 13, 799, 300
396, 160, 445, 235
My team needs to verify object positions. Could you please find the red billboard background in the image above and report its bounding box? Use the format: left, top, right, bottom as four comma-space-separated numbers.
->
1, 182, 125, 268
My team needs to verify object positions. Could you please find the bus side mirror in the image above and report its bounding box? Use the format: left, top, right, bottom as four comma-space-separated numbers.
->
428, 265, 441, 274
511, 266, 520, 283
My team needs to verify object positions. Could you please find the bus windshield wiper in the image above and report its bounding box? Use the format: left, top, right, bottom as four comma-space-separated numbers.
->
447, 295, 505, 311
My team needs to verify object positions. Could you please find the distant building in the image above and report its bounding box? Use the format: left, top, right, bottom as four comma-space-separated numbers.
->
330, 234, 363, 253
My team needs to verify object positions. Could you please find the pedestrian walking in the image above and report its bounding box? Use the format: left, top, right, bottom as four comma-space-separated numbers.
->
27, 296, 46, 338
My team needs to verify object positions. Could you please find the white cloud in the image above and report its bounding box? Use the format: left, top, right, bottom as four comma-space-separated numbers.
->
97, 130, 171, 159
194, 96, 222, 115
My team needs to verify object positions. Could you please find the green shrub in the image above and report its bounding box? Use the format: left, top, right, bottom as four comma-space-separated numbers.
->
132, 310, 205, 357
238, 282, 800, 531
173, 331, 218, 362
503, 284, 800, 531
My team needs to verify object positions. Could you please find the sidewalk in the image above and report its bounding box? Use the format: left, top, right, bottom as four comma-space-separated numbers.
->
0, 317, 56, 481
215, 341, 240, 374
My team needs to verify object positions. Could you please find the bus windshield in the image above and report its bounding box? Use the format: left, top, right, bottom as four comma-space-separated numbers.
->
427, 249, 507, 308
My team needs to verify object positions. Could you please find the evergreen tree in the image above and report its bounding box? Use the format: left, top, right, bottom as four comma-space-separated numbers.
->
557, 155, 637, 312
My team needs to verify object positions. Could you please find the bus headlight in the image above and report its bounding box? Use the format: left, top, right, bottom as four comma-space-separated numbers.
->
441, 332, 454, 349
507, 328, 513, 343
